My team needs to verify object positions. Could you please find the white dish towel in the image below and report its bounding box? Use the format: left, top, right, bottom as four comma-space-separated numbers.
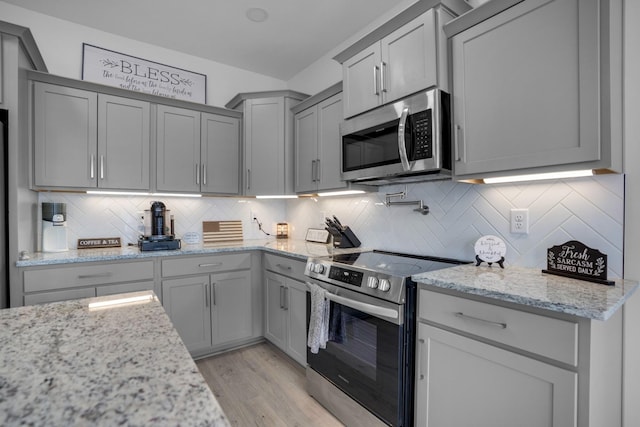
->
307, 282, 329, 353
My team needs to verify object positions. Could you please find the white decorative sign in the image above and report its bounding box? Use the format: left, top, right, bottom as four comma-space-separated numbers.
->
82, 43, 207, 103
474, 235, 507, 268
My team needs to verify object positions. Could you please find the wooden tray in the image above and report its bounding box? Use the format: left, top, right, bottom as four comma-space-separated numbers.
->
203, 220, 243, 243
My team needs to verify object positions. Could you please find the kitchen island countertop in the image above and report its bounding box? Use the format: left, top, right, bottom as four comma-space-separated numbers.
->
0, 291, 229, 426
16, 238, 366, 267
413, 264, 639, 321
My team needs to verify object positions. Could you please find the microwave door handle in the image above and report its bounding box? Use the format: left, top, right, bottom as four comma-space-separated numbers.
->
398, 107, 412, 171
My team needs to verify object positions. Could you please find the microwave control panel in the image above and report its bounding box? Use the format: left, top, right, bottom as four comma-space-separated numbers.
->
409, 109, 433, 160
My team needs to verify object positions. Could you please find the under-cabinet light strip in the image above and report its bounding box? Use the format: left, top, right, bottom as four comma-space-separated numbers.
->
88, 294, 155, 310
86, 191, 202, 198
317, 190, 366, 197
482, 170, 593, 184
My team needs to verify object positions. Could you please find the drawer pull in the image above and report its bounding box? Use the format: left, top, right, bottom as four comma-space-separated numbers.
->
198, 262, 223, 268
78, 272, 112, 279
454, 312, 507, 329
276, 264, 292, 270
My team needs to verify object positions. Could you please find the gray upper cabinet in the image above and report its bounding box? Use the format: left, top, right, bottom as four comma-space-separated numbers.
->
339, 6, 456, 119
201, 113, 240, 195
156, 105, 201, 193
34, 83, 98, 188
34, 82, 151, 190
449, 0, 622, 179
98, 94, 150, 190
294, 87, 345, 193
226, 91, 307, 196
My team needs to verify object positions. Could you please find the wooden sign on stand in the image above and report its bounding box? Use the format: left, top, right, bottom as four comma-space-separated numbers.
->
542, 240, 614, 285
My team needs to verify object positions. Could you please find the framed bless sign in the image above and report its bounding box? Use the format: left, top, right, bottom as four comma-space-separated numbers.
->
82, 43, 207, 104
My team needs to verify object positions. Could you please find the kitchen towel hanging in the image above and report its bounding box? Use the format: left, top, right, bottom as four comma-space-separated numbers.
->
307, 282, 329, 353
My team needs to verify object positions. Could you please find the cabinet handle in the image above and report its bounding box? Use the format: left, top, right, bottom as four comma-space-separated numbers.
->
198, 262, 223, 268
78, 272, 112, 279
311, 160, 317, 182
90, 155, 95, 179
279, 285, 285, 309
380, 62, 386, 93
283, 287, 289, 311
373, 65, 380, 96
417, 338, 425, 380
276, 263, 292, 271
212, 283, 216, 306
454, 125, 463, 162
202, 164, 207, 186
205, 283, 210, 308
454, 312, 507, 329
247, 169, 251, 190
316, 158, 321, 182
100, 155, 105, 180
196, 163, 200, 185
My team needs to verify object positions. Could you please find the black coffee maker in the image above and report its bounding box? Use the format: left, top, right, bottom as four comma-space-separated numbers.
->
138, 201, 181, 251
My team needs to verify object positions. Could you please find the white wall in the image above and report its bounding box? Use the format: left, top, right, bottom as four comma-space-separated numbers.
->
0, 1, 288, 108
623, 0, 640, 424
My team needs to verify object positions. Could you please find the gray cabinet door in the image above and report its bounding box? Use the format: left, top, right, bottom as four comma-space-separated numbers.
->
342, 43, 382, 118
156, 105, 201, 192
162, 275, 212, 353
97, 94, 150, 190
211, 270, 253, 345
286, 278, 308, 367
201, 112, 240, 195
294, 106, 318, 193
381, 10, 437, 102
264, 271, 287, 349
317, 92, 346, 192
452, 0, 600, 177
415, 323, 577, 427
244, 97, 284, 195
34, 82, 97, 188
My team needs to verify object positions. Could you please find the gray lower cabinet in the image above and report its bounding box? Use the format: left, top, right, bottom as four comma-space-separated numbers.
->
20, 260, 155, 306
449, 0, 622, 179
33, 82, 151, 190
160, 252, 261, 357
263, 254, 308, 366
416, 288, 623, 426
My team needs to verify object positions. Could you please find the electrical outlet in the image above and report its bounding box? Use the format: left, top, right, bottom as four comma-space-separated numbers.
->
250, 210, 259, 222
510, 208, 529, 234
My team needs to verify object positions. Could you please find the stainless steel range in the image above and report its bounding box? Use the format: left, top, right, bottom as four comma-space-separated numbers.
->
304, 250, 469, 427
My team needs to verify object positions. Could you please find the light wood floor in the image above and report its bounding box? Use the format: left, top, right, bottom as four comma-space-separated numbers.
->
196, 342, 344, 427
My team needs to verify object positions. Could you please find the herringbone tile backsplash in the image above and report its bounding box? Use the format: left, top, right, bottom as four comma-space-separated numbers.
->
39, 174, 624, 278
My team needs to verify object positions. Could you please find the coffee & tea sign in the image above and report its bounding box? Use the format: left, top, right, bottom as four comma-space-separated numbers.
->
543, 240, 614, 285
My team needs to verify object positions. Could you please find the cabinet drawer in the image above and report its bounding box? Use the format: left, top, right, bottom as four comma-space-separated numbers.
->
162, 253, 251, 277
263, 253, 306, 281
24, 261, 154, 293
419, 289, 578, 366
96, 281, 155, 297
24, 287, 96, 305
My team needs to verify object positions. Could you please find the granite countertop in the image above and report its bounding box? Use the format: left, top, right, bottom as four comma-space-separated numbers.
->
413, 264, 639, 321
16, 238, 367, 267
0, 291, 229, 426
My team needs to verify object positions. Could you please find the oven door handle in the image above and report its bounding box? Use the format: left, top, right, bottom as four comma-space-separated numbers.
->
306, 282, 399, 320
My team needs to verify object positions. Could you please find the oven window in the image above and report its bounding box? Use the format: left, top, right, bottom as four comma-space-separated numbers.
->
342, 120, 400, 172
329, 307, 378, 381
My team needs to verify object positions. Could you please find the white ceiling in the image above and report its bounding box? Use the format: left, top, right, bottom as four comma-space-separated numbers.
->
3, 0, 404, 80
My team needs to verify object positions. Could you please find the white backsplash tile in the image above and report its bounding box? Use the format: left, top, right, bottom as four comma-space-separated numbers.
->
37, 174, 624, 278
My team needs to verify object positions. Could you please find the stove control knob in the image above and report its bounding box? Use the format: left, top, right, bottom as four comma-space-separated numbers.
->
306, 262, 315, 272
378, 279, 391, 292
313, 263, 325, 274
367, 277, 379, 289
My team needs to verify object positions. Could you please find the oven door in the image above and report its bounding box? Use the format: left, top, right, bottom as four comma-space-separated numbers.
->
306, 280, 406, 426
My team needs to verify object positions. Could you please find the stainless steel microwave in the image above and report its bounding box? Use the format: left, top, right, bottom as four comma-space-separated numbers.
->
340, 89, 451, 185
